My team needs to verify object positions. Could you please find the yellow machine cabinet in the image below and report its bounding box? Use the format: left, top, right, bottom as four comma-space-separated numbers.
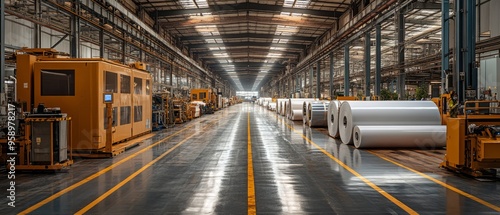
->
443, 118, 466, 168
17, 54, 152, 156
442, 102, 500, 177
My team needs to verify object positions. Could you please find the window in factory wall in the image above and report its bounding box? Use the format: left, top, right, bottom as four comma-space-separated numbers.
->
103, 107, 118, 129
134, 77, 142, 94
120, 106, 131, 125
41, 70, 75, 96
105, 71, 118, 93
121, 75, 131, 94
134, 106, 142, 122
146, 80, 150, 95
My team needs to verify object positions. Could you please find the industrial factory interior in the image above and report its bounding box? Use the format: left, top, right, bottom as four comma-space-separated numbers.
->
1, 0, 500, 214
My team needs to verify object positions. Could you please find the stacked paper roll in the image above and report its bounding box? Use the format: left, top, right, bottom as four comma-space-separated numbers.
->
353, 126, 446, 149
339, 101, 441, 144
291, 110, 303, 120
327, 101, 342, 137
276, 99, 287, 115
268, 102, 277, 111
287, 98, 317, 120
303, 101, 311, 125
259, 97, 272, 106
281, 100, 288, 116
308, 101, 328, 127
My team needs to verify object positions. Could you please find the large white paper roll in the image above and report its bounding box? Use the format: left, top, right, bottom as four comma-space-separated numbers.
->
259, 97, 272, 106
308, 101, 328, 127
291, 109, 303, 121
339, 101, 441, 144
276, 99, 287, 115
287, 98, 317, 119
353, 125, 446, 149
268, 102, 277, 111
303, 101, 311, 125
281, 100, 288, 116
327, 100, 342, 137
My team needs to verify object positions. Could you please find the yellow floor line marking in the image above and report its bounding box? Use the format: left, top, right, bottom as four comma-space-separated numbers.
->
18, 121, 215, 215
248, 112, 256, 215
277, 118, 418, 215
369, 151, 500, 212
74, 132, 198, 215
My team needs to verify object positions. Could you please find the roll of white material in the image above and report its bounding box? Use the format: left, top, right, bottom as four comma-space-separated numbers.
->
291, 109, 303, 121
308, 101, 328, 127
287, 99, 317, 119
268, 102, 277, 111
276, 99, 287, 115
281, 101, 288, 116
303, 101, 311, 125
259, 97, 272, 106
339, 101, 441, 144
327, 101, 341, 137
353, 125, 446, 149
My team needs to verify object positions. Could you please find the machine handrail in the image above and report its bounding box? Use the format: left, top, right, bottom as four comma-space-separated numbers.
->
464, 101, 500, 133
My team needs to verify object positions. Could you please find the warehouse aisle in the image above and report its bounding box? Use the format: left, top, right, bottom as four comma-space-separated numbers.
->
3, 103, 500, 214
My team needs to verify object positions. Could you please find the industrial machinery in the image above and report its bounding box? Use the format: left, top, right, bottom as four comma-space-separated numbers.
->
172, 99, 188, 124
441, 101, 500, 177
1, 107, 74, 171
152, 92, 175, 130
191, 88, 217, 114
15, 48, 152, 157
432, 93, 451, 125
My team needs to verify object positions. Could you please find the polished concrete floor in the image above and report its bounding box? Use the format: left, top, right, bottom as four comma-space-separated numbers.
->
1, 102, 500, 214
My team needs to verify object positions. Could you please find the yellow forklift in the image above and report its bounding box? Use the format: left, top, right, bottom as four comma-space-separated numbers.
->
441, 100, 500, 177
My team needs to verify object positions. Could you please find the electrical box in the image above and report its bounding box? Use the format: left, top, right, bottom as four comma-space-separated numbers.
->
30, 115, 68, 164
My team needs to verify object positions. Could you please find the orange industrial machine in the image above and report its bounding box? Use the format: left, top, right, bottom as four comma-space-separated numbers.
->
16, 48, 152, 157
432, 93, 451, 125
441, 101, 500, 177
191, 88, 217, 113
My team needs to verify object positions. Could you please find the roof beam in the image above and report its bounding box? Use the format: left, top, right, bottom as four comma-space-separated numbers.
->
188, 42, 306, 49
207, 62, 285, 67
160, 15, 333, 29
181, 33, 316, 42
200, 55, 297, 60
195, 48, 301, 55
405, 18, 440, 26
153, 2, 343, 17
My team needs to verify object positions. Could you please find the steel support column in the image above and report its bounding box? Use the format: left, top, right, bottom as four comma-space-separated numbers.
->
99, 30, 104, 58
122, 41, 126, 64
466, 0, 477, 96
375, 24, 381, 96
303, 70, 306, 96
316, 61, 321, 98
397, 10, 405, 99
70, 0, 80, 58
344, 45, 350, 96
169, 64, 173, 86
34, 0, 42, 48
441, 0, 450, 94
455, 0, 465, 102
365, 32, 371, 97
309, 66, 314, 98
329, 53, 334, 98
0, 0, 5, 94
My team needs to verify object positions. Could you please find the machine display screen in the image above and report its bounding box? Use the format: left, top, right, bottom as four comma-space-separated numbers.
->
104, 93, 113, 103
